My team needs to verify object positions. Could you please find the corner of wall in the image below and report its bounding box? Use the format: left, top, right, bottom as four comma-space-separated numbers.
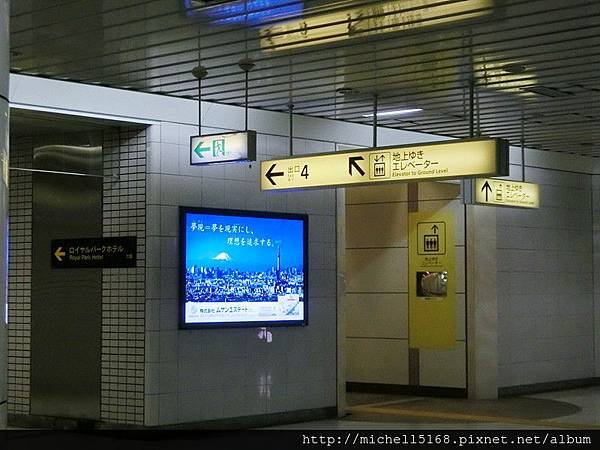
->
466, 204, 498, 399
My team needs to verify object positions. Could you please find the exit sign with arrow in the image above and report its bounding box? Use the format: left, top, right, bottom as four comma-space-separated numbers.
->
190, 130, 256, 165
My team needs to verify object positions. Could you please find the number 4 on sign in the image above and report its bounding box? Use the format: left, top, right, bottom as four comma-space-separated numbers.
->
301, 165, 309, 179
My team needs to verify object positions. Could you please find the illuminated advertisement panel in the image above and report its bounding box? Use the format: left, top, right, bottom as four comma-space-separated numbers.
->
180, 207, 308, 328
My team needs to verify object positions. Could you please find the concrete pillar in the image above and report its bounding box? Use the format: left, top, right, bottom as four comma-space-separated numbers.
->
0, 0, 9, 428
466, 204, 498, 399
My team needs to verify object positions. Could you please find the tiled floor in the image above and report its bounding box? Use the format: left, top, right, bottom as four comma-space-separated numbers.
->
3, 389, 598, 449
271, 387, 600, 429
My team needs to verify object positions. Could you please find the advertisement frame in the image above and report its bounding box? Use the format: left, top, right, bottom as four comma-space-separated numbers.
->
179, 206, 309, 329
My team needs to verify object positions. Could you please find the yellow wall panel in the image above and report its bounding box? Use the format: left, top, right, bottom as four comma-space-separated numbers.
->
408, 212, 456, 349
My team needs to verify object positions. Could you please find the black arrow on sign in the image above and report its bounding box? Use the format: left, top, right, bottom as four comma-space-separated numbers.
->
348, 156, 365, 176
431, 224, 439, 234
481, 180, 493, 202
265, 163, 284, 185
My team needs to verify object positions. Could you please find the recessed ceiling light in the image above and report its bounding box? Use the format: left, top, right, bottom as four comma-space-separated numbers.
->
363, 108, 423, 117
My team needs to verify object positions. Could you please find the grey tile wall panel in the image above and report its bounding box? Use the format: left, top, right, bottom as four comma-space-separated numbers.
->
101, 128, 146, 425
7, 138, 33, 414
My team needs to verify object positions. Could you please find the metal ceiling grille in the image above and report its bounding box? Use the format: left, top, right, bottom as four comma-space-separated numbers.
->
9, 0, 600, 155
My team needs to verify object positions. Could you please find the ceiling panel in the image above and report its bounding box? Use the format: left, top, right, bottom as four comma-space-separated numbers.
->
9, 0, 600, 155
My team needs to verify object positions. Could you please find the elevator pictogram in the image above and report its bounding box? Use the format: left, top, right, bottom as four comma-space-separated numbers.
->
416, 221, 446, 255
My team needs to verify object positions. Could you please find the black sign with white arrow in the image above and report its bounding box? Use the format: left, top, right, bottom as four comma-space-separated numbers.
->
51, 237, 137, 269
265, 163, 284, 186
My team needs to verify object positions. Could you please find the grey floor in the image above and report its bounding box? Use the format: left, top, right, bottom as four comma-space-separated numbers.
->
5, 387, 600, 431
270, 386, 600, 429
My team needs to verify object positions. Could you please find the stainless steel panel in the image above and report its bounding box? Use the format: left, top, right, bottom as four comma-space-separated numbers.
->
0, 99, 8, 427
33, 143, 102, 175
0, 0, 8, 97
1, 0, 9, 424
31, 141, 102, 420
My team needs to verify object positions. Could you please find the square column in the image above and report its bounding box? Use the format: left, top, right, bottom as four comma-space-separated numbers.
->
466, 205, 498, 399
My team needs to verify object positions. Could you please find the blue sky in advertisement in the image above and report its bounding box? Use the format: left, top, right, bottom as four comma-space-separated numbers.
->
184, 212, 304, 272
183, 0, 304, 26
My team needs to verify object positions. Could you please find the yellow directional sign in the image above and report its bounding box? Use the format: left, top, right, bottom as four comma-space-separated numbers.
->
261, 138, 508, 191
475, 178, 540, 209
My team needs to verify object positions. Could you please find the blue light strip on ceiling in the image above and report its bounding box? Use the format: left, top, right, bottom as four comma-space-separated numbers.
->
184, 0, 304, 26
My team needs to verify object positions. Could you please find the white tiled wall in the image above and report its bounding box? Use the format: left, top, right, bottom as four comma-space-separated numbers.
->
497, 164, 595, 387
145, 123, 337, 426
11, 74, 600, 417
414, 185, 467, 389
101, 128, 147, 425
345, 181, 466, 389
420, 344, 467, 388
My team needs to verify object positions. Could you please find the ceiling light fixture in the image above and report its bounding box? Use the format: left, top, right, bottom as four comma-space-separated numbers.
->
363, 108, 423, 117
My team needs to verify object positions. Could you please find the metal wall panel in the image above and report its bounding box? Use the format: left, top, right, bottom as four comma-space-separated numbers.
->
0, 0, 10, 427
0, 0, 8, 97
30, 141, 102, 420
